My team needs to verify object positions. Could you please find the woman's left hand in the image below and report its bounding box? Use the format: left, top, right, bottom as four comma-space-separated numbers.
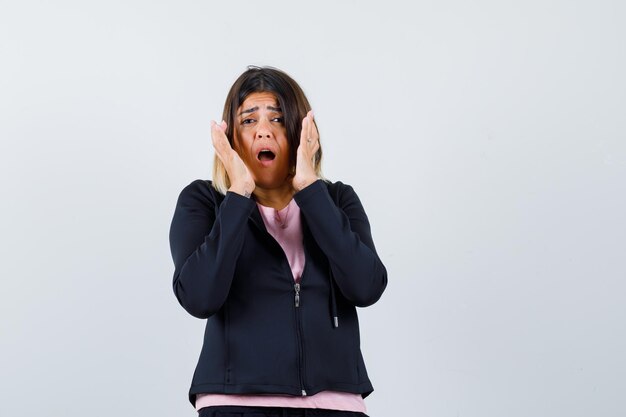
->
293, 110, 320, 192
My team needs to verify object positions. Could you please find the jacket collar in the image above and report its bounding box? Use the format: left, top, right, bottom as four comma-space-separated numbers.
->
249, 204, 268, 234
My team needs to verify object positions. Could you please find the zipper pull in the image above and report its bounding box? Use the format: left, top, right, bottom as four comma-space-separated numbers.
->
294, 283, 301, 307
301, 389, 307, 396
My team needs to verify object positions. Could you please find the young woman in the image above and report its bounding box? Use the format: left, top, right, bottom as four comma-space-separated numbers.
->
169, 66, 387, 417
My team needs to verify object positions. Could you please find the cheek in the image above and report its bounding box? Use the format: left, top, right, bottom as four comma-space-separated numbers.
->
233, 135, 250, 155
278, 134, 290, 152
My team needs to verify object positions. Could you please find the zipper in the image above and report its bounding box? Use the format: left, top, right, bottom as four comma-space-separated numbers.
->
262, 228, 308, 396
294, 283, 301, 307
295, 242, 309, 396
294, 281, 307, 396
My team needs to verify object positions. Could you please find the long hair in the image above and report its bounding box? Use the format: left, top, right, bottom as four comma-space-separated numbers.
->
212, 66, 323, 194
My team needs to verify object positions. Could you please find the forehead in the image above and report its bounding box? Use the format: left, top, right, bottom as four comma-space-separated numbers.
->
239, 91, 279, 109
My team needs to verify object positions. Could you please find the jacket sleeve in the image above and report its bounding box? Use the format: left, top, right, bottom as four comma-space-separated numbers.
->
169, 180, 255, 319
293, 180, 387, 307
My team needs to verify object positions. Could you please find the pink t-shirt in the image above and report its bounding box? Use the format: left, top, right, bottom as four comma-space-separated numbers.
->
194, 198, 366, 413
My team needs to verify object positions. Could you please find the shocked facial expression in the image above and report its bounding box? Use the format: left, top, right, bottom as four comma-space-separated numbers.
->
233, 91, 291, 190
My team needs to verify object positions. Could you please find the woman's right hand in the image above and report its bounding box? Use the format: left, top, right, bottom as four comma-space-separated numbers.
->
211, 120, 255, 197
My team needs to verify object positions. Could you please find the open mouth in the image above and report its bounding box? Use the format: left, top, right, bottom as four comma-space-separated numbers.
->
257, 150, 276, 162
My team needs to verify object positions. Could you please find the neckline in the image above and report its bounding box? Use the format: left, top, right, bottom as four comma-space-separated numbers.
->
257, 199, 296, 229
256, 198, 294, 213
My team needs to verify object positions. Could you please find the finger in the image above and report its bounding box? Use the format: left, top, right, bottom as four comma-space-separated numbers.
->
210, 120, 223, 147
306, 111, 313, 143
302, 113, 314, 149
210, 120, 220, 148
300, 115, 309, 147
311, 137, 320, 157
211, 121, 231, 159
309, 111, 319, 141
212, 121, 229, 143
308, 112, 319, 160
308, 111, 318, 146
216, 120, 231, 149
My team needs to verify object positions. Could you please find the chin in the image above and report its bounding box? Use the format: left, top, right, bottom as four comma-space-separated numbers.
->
253, 173, 290, 190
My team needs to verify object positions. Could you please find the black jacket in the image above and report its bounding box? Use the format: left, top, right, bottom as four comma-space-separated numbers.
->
169, 179, 387, 407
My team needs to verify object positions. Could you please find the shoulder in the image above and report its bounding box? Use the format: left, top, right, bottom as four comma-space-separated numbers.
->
323, 179, 358, 199
319, 179, 366, 211
176, 179, 225, 207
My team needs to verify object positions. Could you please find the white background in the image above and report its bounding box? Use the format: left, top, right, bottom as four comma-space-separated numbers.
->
1, 1, 625, 416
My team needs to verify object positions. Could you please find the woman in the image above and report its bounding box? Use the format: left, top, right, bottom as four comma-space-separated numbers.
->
169, 66, 387, 417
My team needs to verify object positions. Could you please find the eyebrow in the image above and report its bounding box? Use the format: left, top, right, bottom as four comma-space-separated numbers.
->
238, 105, 282, 116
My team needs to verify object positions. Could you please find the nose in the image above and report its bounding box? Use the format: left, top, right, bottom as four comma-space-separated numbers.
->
256, 118, 273, 140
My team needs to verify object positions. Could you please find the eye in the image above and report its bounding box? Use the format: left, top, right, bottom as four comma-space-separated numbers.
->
271, 117, 284, 123
241, 118, 255, 125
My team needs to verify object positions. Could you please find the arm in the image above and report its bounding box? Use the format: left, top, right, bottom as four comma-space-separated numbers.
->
169, 180, 255, 318
294, 180, 388, 307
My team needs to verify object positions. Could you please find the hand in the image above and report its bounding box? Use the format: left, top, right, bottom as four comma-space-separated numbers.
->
293, 110, 320, 192
211, 120, 255, 197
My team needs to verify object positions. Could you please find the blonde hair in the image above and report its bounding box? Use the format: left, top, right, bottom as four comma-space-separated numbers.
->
212, 66, 323, 195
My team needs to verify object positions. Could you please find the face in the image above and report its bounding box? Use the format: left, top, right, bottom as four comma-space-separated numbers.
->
233, 91, 291, 190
